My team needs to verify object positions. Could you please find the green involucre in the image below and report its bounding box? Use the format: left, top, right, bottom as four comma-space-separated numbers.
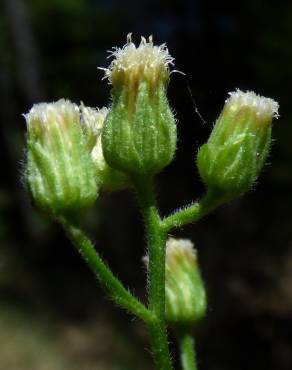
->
102, 80, 177, 176
26, 116, 98, 218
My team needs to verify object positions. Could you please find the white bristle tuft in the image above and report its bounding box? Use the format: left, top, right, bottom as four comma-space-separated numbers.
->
226, 89, 279, 120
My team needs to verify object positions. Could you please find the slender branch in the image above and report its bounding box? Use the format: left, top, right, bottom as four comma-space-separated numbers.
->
60, 218, 153, 323
162, 202, 202, 232
134, 176, 173, 370
179, 333, 197, 370
161, 192, 223, 233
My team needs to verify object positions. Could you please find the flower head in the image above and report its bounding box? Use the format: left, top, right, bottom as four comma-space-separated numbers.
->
24, 99, 98, 217
144, 237, 207, 328
197, 89, 279, 201
101, 35, 177, 176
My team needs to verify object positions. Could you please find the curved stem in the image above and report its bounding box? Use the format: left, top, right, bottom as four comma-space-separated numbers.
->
179, 333, 197, 370
134, 176, 173, 370
60, 218, 153, 323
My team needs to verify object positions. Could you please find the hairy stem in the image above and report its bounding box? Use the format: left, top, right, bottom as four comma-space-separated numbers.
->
134, 176, 173, 370
147, 319, 173, 370
179, 333, 197, 370
161, 192, 223, 233
60, 218, 153, 323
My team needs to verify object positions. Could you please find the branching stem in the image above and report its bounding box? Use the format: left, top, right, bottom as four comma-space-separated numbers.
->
59, 187, 223, 370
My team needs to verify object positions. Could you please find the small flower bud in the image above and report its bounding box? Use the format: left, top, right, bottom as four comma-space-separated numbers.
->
24, 99, 98, 218
197, 90, 279, 201
165, 238, 207, 327
80, 104, 129, 191
101, 35, 177, 177
143, 238, 207, 328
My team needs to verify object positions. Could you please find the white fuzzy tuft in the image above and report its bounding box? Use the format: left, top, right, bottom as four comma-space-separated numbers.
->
166, 237, 197, 266
100, 34, 174, 82
226, 89, 279, 120
24, 99, 79, 127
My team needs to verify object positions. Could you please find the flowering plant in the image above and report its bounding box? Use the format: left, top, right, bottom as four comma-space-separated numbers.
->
23, 35, 279, 370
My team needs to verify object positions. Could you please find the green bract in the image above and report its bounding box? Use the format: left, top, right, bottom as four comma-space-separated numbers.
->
197, 90, 279, 201
101, 36, 177, 177
24, 99, 98, 218
164, 238, 207, 328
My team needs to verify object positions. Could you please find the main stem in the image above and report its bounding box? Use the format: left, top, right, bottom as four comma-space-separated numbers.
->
179, 333, 197, 370
134, 176, 173, 370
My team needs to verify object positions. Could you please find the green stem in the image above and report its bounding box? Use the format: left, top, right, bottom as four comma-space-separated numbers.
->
179, 333, 197, 370
60, 218, 153, 323
147, 319, 173, 370
134, 176, 173, 370
133, 177, 166, 318
161, 192, 223, 233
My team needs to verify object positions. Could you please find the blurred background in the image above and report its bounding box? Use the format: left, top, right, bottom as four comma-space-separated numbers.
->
0, 0, 292, 369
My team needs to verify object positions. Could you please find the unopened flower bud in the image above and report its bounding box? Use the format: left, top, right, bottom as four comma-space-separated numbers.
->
165, 238, 207, 327
24, 99, 98, 218
197, 90, 279, 201
101, 35, 177, 177
80, 104, 129, 191
144, 238, 207, 328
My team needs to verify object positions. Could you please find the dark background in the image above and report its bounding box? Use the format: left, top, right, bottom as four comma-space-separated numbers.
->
0, 0, 291, 369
